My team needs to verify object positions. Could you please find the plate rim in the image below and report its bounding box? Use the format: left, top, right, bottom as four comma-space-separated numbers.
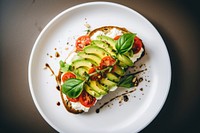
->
28, 1, 171, 133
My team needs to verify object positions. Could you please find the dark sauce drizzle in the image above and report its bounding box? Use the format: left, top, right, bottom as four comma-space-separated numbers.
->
96, 89, 136, 113
45, 63, 62, 90
123, 95, 129, 102
57, 102, 60, 106
56, 85, 60, 91
45, 63, 54, 75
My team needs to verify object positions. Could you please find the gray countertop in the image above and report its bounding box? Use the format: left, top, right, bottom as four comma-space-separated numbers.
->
1, 0, 200, 132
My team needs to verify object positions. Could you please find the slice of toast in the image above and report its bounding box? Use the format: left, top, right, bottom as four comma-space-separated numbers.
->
60, 26, 145, 114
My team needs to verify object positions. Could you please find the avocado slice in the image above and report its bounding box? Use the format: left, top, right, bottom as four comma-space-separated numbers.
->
106, 72, 120, 82
91, 40, 116, 56
117, 54, 133, 67
89, 80, 107, 95
76, 67, 88, 75
119, 61, 128, 68
100, 78, 116, 87
96, 82, 109, 92
84, 45, 109, 58
84, 84, 101, 98
125, 50, 133, 57
71, 59, 96, 70
112, 65, 125, 76
96, 35, 117, 50
78, 51, 101, 65
74, 67, 88, 80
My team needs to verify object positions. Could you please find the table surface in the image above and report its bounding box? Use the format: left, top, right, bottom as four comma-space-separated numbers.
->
1, 0, 200, 132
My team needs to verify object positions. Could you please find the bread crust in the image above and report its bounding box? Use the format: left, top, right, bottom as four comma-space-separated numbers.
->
88, 26, 129, 37
60, 85, 84, 114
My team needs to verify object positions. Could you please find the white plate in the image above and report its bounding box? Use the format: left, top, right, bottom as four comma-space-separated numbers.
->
28, 2, 171, 133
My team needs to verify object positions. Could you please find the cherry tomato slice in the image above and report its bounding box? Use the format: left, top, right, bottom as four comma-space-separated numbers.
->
111, 65, 117, 72
66, 96, 79, 102
132, 36, 143, 54
88, 67, 102, 80
62, 72, 76, 82
88, 67, 96, 74
76, 35, 91, 51
79, 90, 96, 107
100, 56, 116, 69
114, 35, 121, 40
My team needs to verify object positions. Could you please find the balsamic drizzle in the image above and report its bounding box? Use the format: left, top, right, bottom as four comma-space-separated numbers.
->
96, 89, 136, 113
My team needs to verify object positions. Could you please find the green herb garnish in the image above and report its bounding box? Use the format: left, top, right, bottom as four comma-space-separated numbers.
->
115, 33, 136, 54
117, 75, 135, 88
59, 60, 70, 72
61, 78, 84, 98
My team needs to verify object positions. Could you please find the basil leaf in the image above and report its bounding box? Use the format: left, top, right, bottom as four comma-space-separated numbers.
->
116, 33, 136, 54
59, 60, 70, 72
62, 78, 84, 98
118, 75, 135, 88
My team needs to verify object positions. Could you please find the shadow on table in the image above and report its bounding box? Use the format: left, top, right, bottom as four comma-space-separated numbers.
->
140, 20, 200, 133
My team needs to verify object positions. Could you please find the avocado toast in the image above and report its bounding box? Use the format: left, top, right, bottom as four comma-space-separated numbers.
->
59, 26, 145, 114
